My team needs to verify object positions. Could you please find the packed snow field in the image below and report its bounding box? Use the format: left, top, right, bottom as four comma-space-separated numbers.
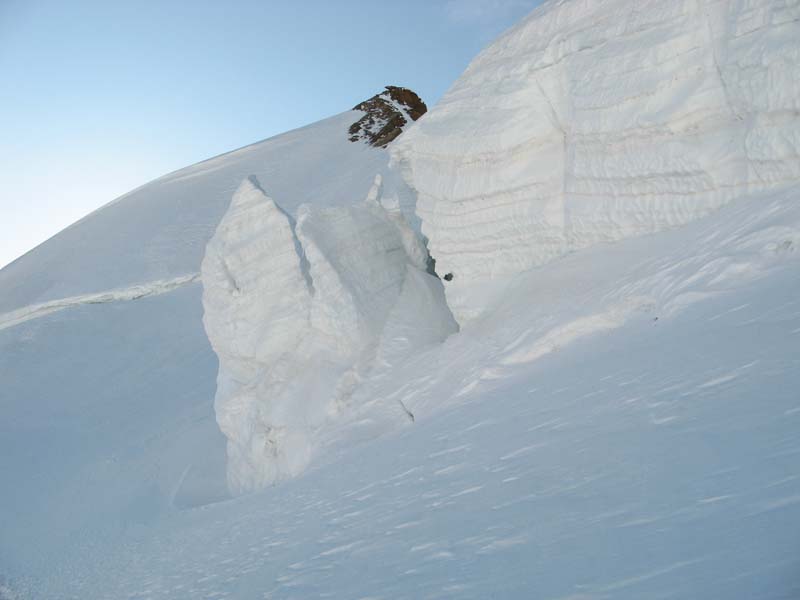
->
1, 0, 799, 597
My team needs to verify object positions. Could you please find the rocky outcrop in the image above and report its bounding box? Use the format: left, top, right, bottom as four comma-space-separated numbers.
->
349, 86, 427, 148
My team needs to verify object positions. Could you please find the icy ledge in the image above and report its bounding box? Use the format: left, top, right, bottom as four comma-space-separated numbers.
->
202, 176, 456, 493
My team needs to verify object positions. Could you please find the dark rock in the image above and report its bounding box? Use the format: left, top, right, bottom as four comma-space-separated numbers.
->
349, 86, 427, 148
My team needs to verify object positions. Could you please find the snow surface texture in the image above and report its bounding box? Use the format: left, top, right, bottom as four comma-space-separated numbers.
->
202, 175, 454, 493
31, 184, 800, 600
392, 0, 800, 322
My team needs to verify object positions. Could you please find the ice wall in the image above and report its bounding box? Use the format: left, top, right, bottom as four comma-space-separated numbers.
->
202, 176, 454, 493
392, 0, 800, 322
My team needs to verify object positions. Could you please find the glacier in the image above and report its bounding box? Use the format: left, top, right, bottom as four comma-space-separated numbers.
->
0, 1, 799, 598
391, 0, 800, 322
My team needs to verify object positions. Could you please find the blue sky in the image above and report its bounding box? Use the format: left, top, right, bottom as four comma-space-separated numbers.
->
0, 0, 541, 269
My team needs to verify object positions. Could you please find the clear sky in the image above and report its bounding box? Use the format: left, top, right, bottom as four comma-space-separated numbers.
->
0, 0, 541, 269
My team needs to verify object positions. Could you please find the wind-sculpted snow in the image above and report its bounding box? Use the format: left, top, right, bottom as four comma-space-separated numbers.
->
202, 176, 454, 493
392, 0, 800, 322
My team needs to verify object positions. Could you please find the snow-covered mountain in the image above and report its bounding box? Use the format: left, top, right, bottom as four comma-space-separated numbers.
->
1, 1, 799, 598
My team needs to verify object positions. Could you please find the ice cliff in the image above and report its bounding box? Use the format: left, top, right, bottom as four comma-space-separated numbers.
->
392, 0, 800, 323
202, 175, 455, 493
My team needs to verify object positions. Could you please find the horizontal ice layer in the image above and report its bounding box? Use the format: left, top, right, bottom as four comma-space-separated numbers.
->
202, 176, 455, 493
392, 0, 800, 322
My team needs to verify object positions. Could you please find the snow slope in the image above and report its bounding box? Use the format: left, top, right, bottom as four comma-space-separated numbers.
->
0, 101, 422, 587
392, 0, 800, 322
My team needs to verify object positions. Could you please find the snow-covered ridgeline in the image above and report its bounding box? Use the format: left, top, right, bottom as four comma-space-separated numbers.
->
202, 176, 454, 493
392, 0, 800, 323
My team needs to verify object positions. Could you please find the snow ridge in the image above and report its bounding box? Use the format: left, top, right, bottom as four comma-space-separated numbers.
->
0, 273, 200, 332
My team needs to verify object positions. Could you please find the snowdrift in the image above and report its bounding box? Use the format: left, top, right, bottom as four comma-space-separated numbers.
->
392, 0, 800, 322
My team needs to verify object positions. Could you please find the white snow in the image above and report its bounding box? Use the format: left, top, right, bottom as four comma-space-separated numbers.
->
0, 105, 408, 586
1, 1, 799, 598
391, 0, 800, 322
27, 195, 800, 596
